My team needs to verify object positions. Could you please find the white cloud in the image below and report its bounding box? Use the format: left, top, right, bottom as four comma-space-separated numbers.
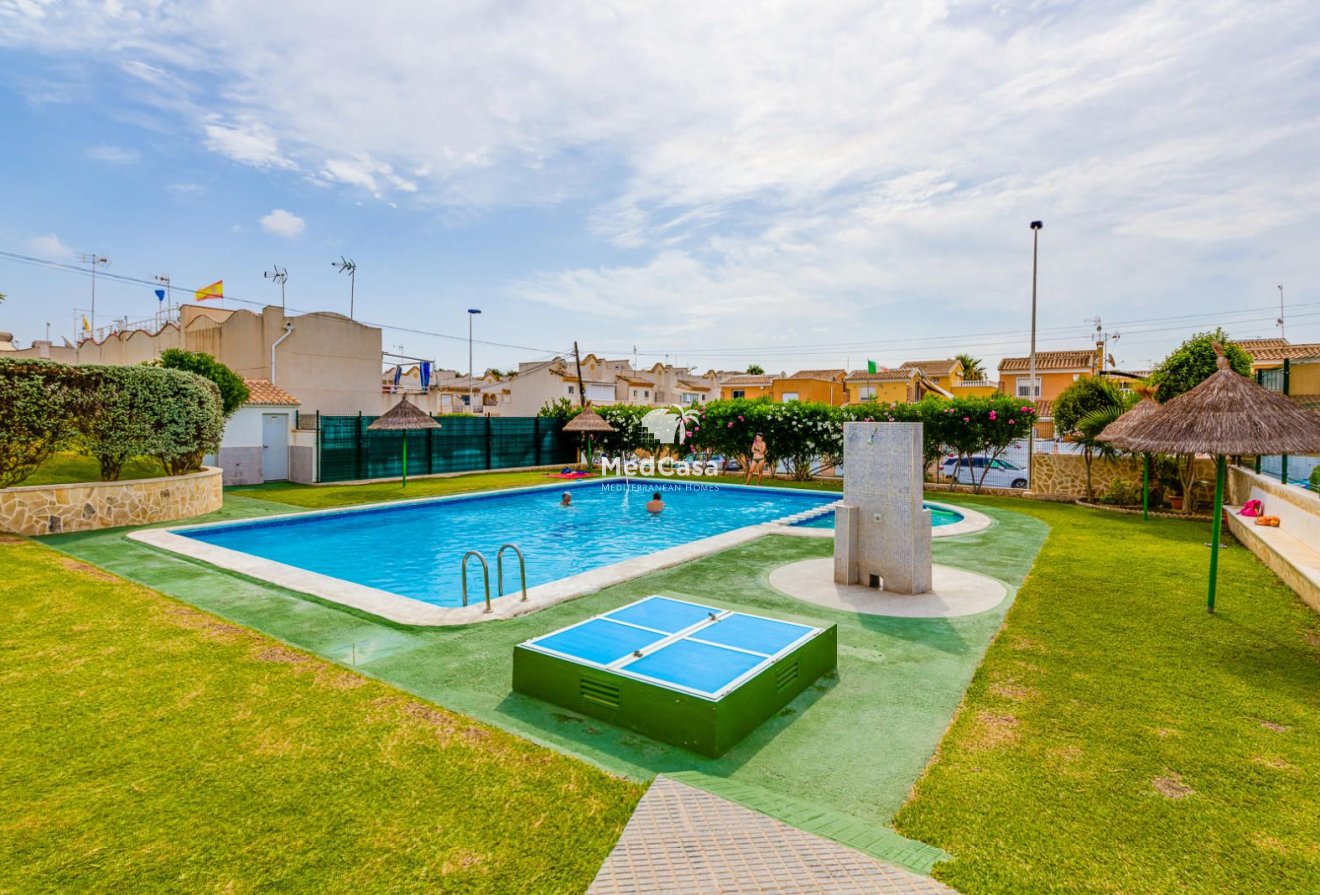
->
203, 116, 294, 169
4, 0, 1320, 364
86, 144, 140, 164
167, 182, 205, 196
23, 233, 75, 261
259, 208, 306, 238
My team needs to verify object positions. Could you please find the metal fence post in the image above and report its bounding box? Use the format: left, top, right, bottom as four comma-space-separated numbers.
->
356, 411, 365, 480
534, 416, 542, 466
485, 415, 493, 470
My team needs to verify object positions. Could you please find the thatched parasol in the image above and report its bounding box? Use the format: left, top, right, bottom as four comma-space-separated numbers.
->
368, 397, 440, 487
561, 405, 615, 469
1097, 386, 1161, 520
1104, 349, 1320, 611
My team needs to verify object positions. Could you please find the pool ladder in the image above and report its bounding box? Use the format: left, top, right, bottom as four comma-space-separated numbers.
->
460, 544, 528, 613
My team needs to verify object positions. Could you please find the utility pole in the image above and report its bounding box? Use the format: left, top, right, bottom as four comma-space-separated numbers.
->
1028, 221, 1043, 480
573, 341, 586, 408
153, 274, 172, 324
467, 308, 482, 414
264, 265, 288, 309
1277, 284, 1286, 340
79, 253, 109, 336
333, 257, 357, 318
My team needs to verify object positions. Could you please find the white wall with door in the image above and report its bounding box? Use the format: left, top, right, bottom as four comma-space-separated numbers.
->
207, 403, 297, 485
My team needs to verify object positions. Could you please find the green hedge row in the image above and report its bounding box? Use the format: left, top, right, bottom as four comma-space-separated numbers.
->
0, 358, 224, 486
544, 394, 1038, 484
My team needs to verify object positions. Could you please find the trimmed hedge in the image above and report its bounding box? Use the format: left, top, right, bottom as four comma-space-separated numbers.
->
542, 394, 1037, 485
0, 358, 224, 484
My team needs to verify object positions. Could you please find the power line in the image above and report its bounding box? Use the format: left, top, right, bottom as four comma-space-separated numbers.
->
0, 250, 563, 355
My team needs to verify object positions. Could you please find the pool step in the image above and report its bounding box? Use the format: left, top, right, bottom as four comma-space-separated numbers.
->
775, 500, 842, 526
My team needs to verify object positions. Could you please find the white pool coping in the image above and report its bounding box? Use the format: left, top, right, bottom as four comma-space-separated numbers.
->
769, 499, 993, 540
127, 478, 991, 627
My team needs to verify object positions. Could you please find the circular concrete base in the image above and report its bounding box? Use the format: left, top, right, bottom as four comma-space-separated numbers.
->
768, 558, 1008, 618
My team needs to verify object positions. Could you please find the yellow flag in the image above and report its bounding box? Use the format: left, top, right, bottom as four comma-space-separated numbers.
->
195, 280, 223, 302
82, 316, 91, 332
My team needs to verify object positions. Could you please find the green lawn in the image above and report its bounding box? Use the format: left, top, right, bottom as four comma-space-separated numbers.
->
17, 451, 170, 486
893, 495, 1320, 894
0, 535, 641, 895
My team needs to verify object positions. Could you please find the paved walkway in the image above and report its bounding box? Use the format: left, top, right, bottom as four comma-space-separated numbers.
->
588, 777, 958, 895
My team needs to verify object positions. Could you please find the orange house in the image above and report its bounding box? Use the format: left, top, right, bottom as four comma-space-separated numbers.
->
771, 370, 848, 406
720, 373, 775, 400
844, 368, 920, 404
997, 347, 1101, 438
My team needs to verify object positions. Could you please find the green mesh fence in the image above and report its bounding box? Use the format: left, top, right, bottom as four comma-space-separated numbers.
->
316, 415, 575, 482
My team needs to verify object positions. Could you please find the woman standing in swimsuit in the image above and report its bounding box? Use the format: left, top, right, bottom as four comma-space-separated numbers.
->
745, 434, 768, 485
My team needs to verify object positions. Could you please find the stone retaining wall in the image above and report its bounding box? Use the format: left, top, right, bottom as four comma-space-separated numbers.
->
0, 467, 223, 536
1030, 453, 1217, 502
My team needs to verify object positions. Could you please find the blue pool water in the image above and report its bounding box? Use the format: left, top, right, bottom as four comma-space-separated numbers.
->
181, 481, 836, 607
522, 596, 819, 697
794, 502, 964, 529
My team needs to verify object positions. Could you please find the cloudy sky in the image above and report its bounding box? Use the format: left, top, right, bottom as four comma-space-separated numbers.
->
1, 0, 1317, 375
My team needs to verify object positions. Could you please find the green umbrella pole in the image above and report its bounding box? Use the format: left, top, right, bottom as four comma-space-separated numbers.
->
1207, 455, 1225, 613
1142, 454, 1150, 521
401, 431, 408, 488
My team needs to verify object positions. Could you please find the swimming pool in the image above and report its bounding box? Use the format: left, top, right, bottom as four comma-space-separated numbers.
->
793, 502, 965, 529
173, 480, 838, 610
513, 595, 838, 755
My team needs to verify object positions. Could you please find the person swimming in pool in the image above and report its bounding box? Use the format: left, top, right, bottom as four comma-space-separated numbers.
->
744, 434, 768, 485
646, 491, 665, 514
560, 491, 572, 507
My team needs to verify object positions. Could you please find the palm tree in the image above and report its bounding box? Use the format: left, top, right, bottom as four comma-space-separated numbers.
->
1075, 398, 1136, 500
954, 353, 986, 381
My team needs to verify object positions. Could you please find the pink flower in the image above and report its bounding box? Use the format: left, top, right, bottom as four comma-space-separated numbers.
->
864, 417, 873, 422
989, 410, 997, 421
963, 416, 970, 422
1008, 418, 1015, 424
738, 415, 745, 422
727, 422, 734, 428
1021, 406, 1032, 413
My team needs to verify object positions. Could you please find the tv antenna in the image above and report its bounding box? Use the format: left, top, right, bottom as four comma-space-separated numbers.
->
332, 257, 357, 318
264, 265, 289, 309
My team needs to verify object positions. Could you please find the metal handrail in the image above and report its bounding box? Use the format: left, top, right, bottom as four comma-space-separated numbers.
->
460, 550, 492, 613
496, 544, 528, 602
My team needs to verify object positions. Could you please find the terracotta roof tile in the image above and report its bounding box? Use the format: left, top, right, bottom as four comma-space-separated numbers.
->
898, 358, 959, 376
845, 368, 915, 381
1235, 338, 1289, 350
243, 379, 300, 406
1244, 342, 1320, 362
998, 349, 1097, 372
722, 374, 774, 386
786, 369, 847, 381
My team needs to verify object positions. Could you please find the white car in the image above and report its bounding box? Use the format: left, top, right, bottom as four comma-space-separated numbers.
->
940, 456, 1029, 489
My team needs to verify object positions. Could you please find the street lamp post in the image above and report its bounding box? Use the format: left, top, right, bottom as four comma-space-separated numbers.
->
467, 309, 482, 415
1028, 221, 1043, 486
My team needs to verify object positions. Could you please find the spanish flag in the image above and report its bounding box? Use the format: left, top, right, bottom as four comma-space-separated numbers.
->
195, 280, 223, 302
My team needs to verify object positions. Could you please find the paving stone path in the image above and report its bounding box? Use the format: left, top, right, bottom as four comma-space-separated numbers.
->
588, 777, 959, 895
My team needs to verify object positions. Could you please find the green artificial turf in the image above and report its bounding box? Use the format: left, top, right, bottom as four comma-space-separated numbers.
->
893, 495, 1320, 894
0, 535, 641, 895
17, 452, 170, 486
43, 490, 1046, 873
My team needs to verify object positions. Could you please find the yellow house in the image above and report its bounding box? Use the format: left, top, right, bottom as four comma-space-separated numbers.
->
1238, 338, 1320, 397
772, 370, 848, 406
720, 373, 775, 401
844, 368, 920, 404
997, 347, 1101, 439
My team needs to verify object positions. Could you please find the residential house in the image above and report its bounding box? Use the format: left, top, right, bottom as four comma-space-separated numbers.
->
772, 370, 848, 405
719, 373, 776, 401
897, 357, 997, 398
997, 347, 1101, 438
641, 362, 719, 406
1239, 337, 1320, 407
844, 368, 921, 404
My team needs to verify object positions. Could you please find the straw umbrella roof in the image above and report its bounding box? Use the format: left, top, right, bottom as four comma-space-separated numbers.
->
367, 396, 441, 431
1104, 352, 1320, 456
1096, 386, 1160, 445
561, 405, 616, 433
